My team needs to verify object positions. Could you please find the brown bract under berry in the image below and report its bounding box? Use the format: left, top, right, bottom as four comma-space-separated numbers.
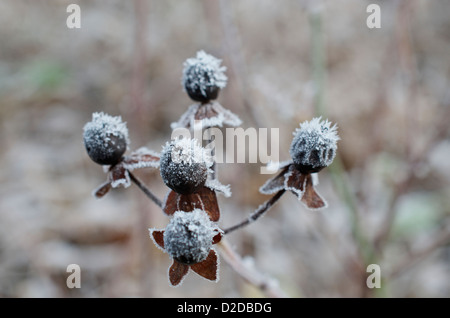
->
170, 101, 242, 130
260, 162, 327, 210
93, 147, 160, 198
163, 186, 221, 222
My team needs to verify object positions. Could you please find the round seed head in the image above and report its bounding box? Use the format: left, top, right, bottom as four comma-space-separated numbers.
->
289, 117, 339, 173
164, 209, 217, 265
160, 138, 213, 195
182, 50, 227, 103
83, 112, 129, 165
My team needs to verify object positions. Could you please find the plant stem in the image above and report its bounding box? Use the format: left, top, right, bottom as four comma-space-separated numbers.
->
223, 190, 286, 235
128, 171, 163, 208
218, 238, 288, 297
204, 127, 217, 180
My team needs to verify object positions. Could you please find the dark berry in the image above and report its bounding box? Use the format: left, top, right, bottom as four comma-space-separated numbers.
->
160, 138, 213, 195
289, 117, 339, 174
83, 112, 129, 166
163, 210, 217, 265
182, 50, 227, 103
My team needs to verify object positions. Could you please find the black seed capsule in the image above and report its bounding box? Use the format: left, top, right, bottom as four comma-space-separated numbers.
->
184, 80, 220, 103
160, 138, 213, 195
83, 112, 129, 166
182, 50, 227, 103
163, 210, 216, 265
289, 117, 339, 174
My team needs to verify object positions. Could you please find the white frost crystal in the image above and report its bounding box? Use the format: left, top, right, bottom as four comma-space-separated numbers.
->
289, 117, 339, 172
205, 178, 231, 198
164, 209, 218, 264
160, 138, 213, 194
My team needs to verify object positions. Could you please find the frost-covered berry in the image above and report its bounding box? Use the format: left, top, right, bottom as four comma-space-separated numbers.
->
182, 50, 227, 103
83, 112, 129, 166
160, 138, 213, 195
164, 209, 218, 265
289, 117, 339, 174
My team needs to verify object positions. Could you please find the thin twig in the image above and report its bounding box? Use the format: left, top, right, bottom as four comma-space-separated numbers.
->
223, 190, 286, 235
218, 238, 288, 298
128, 171, 163, 208
204, 127, 217, 180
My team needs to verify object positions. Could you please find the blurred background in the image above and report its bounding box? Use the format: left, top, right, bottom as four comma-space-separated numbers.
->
0, 0, 449, 297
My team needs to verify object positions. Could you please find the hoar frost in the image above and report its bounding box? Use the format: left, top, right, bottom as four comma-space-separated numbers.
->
170, 102, 242, 130
83, 112, 130, 165
289, 117, 339, 173
160, 138, 213, 194
163, 209, 218, 265
182, 50, 228, 102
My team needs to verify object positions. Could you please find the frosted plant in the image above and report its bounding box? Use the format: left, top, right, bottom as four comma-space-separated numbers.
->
83, 112, 129, 166
172, 51, 241, 130
83, 51, 340, 291
164, 209, 219, 264
91, 146, 160, 198
160, 137, 213, 195
159, 137, 229, 222
83, 112, 160, 199
259, 117, 339, 211
150, 209, 223, 286
289, 117, 339, 173
182, 50, 227, 103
